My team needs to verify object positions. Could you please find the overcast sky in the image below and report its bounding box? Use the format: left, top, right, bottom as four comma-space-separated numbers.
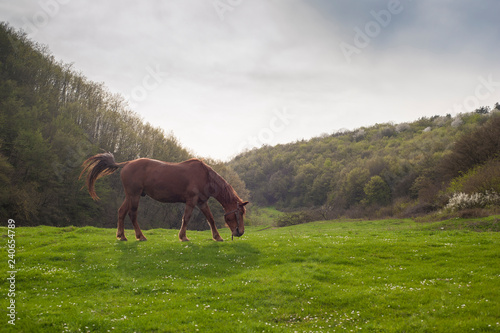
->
1, 0, 499, 160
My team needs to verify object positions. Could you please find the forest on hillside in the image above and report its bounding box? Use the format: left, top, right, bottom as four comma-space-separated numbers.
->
1, 22, 499, 229
230, 107, 500, 221
0, 23, 249, 229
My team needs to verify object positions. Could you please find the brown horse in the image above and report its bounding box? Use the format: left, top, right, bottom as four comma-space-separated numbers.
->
79, 152, 248, 242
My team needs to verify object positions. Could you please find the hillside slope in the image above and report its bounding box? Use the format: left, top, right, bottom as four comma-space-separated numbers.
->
0, 23, 248, 229
229, 109, 500, 218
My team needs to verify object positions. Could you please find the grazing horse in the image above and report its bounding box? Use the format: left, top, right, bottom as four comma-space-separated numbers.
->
80, 152, 248, 242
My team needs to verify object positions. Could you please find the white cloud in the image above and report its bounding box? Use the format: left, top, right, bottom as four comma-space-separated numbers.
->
1, 0, 499, 160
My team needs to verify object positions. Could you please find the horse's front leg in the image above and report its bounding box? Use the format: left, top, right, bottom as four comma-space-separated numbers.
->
179, 202, 195, 242
199, 202, 223, 242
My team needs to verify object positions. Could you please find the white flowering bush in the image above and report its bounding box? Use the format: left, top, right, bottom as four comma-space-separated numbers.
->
445, 191, 500, 211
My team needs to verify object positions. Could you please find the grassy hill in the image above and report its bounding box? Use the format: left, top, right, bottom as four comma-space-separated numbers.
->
230, 111, 500, 219
2, 217, 499, 332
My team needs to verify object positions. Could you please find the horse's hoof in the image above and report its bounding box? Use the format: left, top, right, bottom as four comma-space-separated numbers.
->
117, 237, 128, 241
179, 238, 190, 242
137, 237, 147, 241
214, 237, 224, 242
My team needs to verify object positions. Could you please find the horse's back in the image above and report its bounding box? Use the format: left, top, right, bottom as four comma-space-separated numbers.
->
120, 158, 208, 202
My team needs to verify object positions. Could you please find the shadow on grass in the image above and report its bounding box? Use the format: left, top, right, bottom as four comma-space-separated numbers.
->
114, 239, 261, 280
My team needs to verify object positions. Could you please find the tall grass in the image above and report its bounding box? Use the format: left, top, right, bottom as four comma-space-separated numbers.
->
1, 218, 499, 332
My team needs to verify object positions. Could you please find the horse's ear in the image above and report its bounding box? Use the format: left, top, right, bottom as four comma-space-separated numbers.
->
242, 201, 249, 206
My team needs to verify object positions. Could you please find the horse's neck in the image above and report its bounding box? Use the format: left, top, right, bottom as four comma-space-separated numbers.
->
209, 170, 238, 211
213, 187, 237, 211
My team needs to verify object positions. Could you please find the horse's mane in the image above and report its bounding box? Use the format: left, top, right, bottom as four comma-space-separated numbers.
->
202, 162, 245, 211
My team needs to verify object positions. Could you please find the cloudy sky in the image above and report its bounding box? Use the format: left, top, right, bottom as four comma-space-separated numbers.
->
1, 0, 499, 160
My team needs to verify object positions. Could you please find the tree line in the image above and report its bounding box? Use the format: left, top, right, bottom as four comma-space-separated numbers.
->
229, 107, 500, 220
1, 22, 498, 228
0, 23, 249, 230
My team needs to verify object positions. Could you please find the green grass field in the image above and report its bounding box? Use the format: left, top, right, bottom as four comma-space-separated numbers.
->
2, 217, 500, 332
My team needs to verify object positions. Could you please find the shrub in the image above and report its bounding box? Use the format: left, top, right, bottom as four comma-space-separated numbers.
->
451, 117, 463, 128
447, 159, 500, 194
274, 212, 311, 227
363, 175, 391, 206
439, 115, 500, 180
401, 202, 438, 217
445, 191, 500, 211
395, 123, 410, 133
273, 210, 325, 227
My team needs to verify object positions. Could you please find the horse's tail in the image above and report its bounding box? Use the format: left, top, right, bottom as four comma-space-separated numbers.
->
79, 152, 128, 201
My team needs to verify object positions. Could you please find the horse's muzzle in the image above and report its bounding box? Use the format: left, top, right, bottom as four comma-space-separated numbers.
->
232, 228, 244, 240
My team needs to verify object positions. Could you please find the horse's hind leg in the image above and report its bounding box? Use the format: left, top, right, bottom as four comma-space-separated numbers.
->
117, 199, 129, 241
128, 195, 147, 241
179, 201, 195, 242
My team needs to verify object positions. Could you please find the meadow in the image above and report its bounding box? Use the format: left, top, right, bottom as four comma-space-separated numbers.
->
1, 217, 500, 332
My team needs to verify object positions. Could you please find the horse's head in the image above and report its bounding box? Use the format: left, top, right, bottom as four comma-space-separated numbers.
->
224, 201, 249, 239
